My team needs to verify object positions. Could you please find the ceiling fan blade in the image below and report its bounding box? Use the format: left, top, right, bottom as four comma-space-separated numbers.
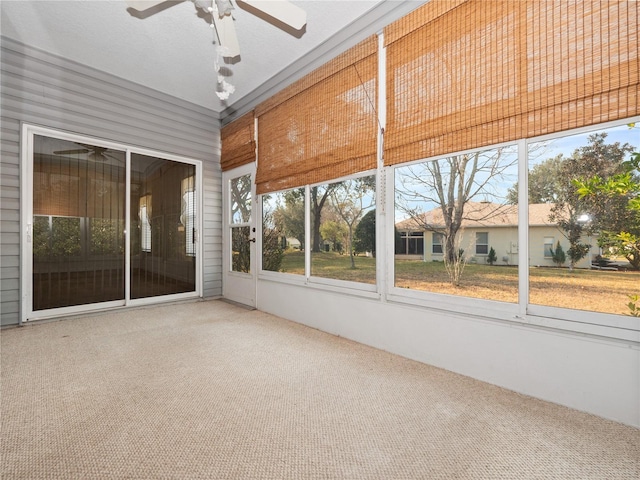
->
53, 149, 90, 155
212, 10, 241, 58
125, 0, 173, 11
239, 0, 306, 30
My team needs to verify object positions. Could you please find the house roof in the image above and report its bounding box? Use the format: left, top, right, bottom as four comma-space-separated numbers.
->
395, 202, 556, 230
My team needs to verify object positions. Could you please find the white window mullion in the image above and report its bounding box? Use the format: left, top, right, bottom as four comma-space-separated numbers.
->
517, 139, 529, 319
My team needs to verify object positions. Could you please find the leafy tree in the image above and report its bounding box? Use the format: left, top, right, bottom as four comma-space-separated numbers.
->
549, 133, 634, 269
506, 154, 564, 205
330, 177, 375, 268
551, 241, 566, 267
353, 208, 376, 257
231, 227, 250, 273
575, 151, 640, 270
320, 220, 348, 253
487, 246, 497, 265
261, 194, 284, 272
273, 188, 305, 249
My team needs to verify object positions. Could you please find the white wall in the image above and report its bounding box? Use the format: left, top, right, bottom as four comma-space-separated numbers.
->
257, 279, 640, 428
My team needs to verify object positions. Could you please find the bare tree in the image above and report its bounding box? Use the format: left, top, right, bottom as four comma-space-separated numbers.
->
396, 147, 518, 268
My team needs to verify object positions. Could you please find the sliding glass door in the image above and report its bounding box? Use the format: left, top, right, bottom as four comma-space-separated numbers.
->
24, 127, 200, 320
32, 135, 126, 310
130, 154, 197, 299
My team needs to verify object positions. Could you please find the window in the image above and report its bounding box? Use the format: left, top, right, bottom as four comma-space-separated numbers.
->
432, 233, 443, 255
261, 188, 305, 274
396, 232, 424, 255
394, 145, 519, 303
475, 232, 489, 255
311, 175, 376, 285
543, 237, 554, 258
229, 173, 252, 274
528, 123, 639, 316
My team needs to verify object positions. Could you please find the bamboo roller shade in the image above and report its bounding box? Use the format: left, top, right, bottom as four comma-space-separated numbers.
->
255, 36, 379, 194
220, 110, 256, 171
384, 0, 639, 166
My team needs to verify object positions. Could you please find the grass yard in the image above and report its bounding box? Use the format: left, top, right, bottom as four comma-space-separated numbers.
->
278, 251, 639, 316
396, 260, 639, 315
280, 251, 376, 284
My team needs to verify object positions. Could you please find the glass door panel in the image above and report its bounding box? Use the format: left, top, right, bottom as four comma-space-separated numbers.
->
222, 165, 256, 308
230, 173, 252, 274
130, 154, 196, 299
32, 135, 126, 310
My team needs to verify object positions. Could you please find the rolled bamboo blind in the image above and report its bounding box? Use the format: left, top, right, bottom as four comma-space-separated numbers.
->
384, 0, 639, 166
255, 36, 378, 194
220, 110, 256, 171
33, 156, 124, 219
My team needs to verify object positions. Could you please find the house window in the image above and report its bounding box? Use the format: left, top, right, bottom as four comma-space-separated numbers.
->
432, 233, 443, 254
543, 237, 554, 258
396, 232, 424, 255
475, 232, 489, 255
407, 232, 424, 255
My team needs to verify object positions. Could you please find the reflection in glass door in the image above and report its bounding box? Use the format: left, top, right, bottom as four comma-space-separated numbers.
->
130, 154, 197, 299
27, 129, 199, 319
32, 135, 126, 310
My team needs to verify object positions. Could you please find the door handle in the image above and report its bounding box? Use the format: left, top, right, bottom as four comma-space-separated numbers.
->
249, 237, 256, 243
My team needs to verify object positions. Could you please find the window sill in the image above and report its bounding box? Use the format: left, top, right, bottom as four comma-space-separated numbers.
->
259, 270, 381, 300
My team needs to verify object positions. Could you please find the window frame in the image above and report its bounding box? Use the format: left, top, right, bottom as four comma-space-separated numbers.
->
388, 140, 522, 322
475, 232, 489, 256
385, 119, 640, 342
258, 169, 379, 297
432, 232, 443, 255
255, 109, 638, 342
543, 236, 554, 259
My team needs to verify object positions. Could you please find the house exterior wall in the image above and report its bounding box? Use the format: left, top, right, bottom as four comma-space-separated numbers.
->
529, 227, 597, 269
422, 227, 520, 265
0, 37, 222, 326
405, 226, 595, 269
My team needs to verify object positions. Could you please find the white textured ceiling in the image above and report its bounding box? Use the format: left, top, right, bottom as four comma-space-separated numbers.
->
1, 0, 420, 118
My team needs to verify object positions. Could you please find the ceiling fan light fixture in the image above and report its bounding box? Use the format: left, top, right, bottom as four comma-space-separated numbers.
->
215, 0, 234, 16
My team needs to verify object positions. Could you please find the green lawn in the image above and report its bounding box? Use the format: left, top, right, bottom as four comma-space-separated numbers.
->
277, 251, 639, 315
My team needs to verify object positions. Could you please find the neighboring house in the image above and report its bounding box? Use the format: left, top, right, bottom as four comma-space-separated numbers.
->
395, 202, 597, 269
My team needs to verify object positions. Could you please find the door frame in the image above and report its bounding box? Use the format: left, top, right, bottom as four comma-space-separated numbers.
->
20, 124, 203, 323
222, 163, 257, 308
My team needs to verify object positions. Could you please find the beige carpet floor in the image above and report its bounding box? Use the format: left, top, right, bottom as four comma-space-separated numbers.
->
1, 299, 639, 479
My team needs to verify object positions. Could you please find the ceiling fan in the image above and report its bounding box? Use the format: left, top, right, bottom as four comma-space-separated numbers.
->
125, 0, 307, 59
53, 144, 121, 163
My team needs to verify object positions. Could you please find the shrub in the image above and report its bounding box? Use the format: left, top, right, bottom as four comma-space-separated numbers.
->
487, 247, 497, 265
551, 241, 566, 267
